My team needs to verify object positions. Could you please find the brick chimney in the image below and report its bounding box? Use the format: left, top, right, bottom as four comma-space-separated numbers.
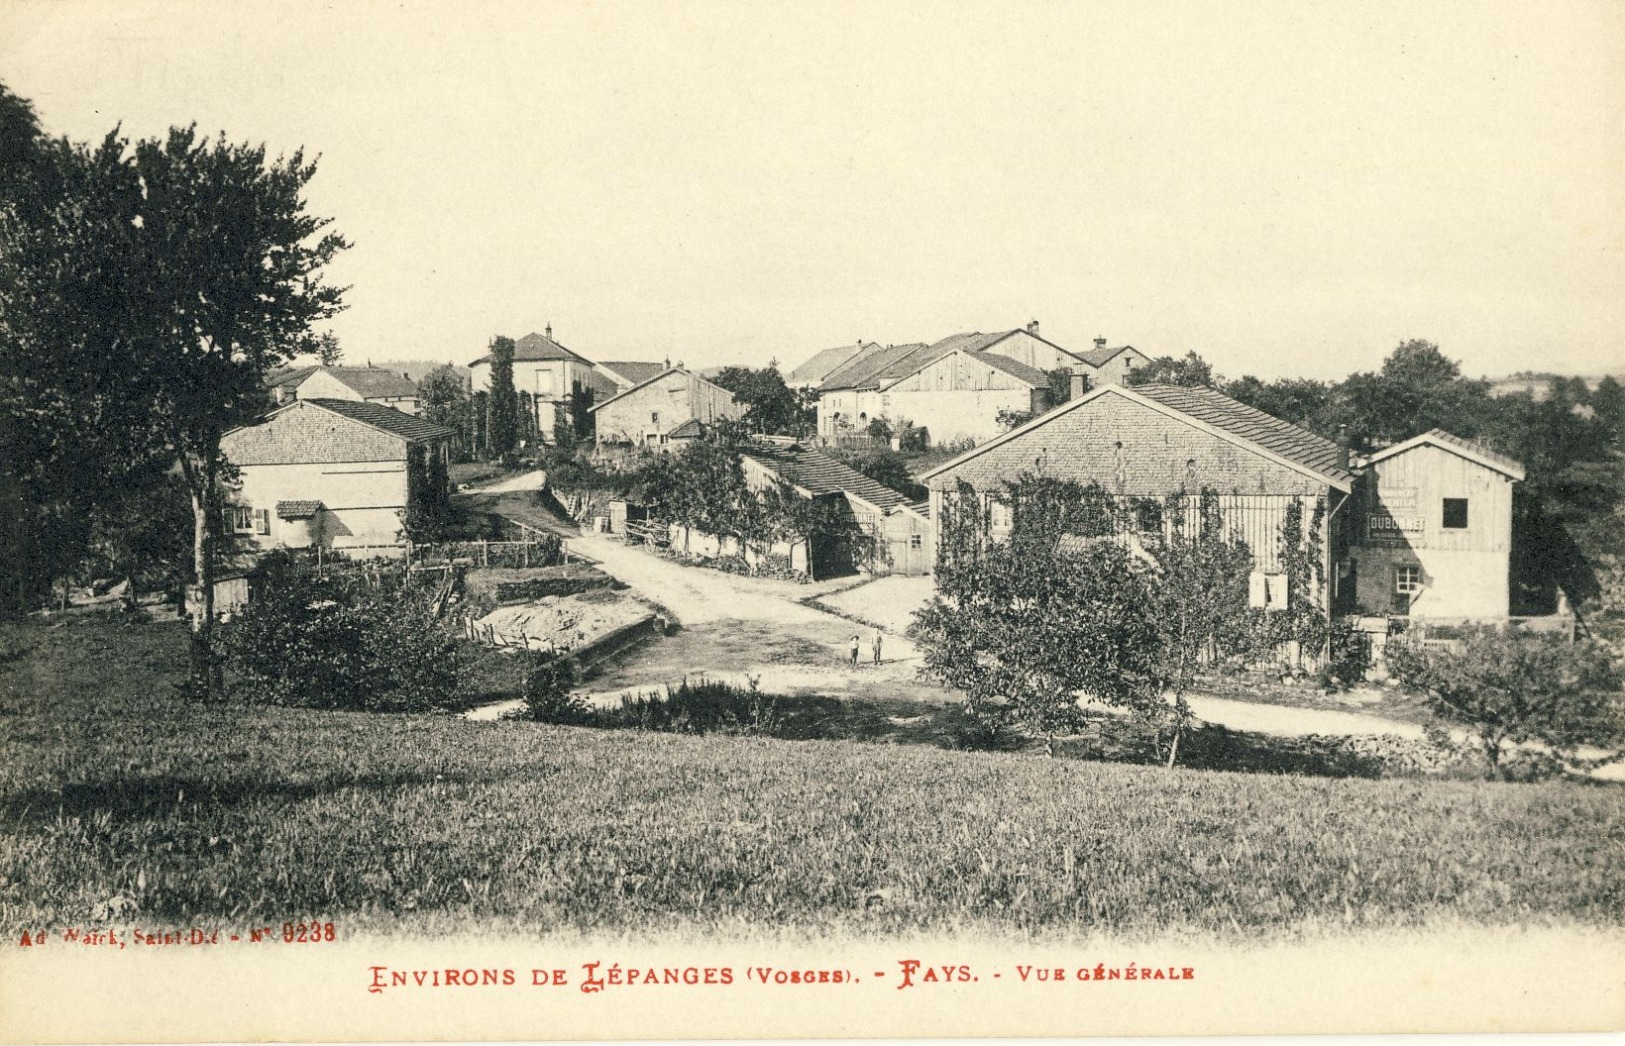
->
1026, 320, 1040, 336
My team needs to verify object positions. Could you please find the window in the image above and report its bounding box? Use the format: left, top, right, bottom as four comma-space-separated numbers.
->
989, 500, 1012, 532
1442, 498, 1469, 529
1394, 565, 1423, 595
909, 534, 923, 550
230, 506, 254, 533
651, 411, 660, 426
1248, 571, 1289, 610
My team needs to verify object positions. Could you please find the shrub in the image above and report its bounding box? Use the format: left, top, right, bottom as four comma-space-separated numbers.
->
1324, 618, 1373, 688
517, 655, 594, 724
221, 557, 465, 712
600, 677, 782, 736
1386, 626, 1624, 779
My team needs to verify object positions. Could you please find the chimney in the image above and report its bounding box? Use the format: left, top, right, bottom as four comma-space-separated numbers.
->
545, 323, 553, 340
1094, 337, 1107, 350
1027, 319, 1040, 336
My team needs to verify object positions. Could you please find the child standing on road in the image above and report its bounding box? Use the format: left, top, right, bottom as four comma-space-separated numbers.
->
849, 635, 860, 666
872, 630, 883, 665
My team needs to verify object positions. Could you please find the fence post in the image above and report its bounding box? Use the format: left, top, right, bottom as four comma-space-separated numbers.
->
481, 540, 488, 567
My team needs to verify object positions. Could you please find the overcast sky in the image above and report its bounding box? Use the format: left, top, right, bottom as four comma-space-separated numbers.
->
3, 1, 1620, 380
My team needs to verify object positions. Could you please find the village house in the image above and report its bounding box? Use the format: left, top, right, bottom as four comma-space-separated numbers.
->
468, 327, 619, 443
880, 348, 1053, 446
591, 366, 741, 448
219, 399, 456, 556
739, 442, 933, 576
1346, 429, 1524, 620
815, 322, 1090, 443
1071, 339, 1150, 390
921, 382, 1357, 611
289, 366, 422, 414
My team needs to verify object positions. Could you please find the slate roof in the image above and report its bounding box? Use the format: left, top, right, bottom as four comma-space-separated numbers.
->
787, 343, 876, 385
470, 332, 593, 367
976, 352, 1050, 387
741, 444, 914, 512
303, 366, 419, 399
1363, 429, 1525, 480
275, 500, 323, 519
1131, 383, 1356, 487
598, 361, 668, 388
301, 399, 456, 443
819, 343, 929, 392
1077, 343, 1140, 368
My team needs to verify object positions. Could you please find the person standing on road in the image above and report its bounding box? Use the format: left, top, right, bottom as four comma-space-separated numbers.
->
872, 630, 883, 665
849, 635, 860, 666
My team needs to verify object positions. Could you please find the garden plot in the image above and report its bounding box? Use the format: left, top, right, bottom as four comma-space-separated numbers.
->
471, 588, 654, 654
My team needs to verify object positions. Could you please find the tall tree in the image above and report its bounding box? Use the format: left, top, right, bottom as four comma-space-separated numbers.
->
4, 124, 348, 687
1127, 350, 1215, 388
487, 336, 518, 460
711, 363, 808, 435
314, 331, 343, 365
418, 363, 469, 450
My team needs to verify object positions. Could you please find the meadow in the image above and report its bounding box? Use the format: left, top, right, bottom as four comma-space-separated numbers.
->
1, 614, 1622, 940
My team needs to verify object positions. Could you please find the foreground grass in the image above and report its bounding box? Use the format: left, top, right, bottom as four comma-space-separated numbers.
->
2, 615, 1622, 939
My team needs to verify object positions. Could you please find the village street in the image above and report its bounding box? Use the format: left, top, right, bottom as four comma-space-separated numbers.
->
464, 469, 1492, 746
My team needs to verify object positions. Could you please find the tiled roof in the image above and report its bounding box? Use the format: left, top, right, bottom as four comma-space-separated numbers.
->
304, 366, 419, 399
787, 343, 876, 385
470, 332, 593, 367
819, 343, 928, 392
301, 399, 456, 443
976, 352, 1050, 387
741, 444, 914, 512
906, 499, 931, 519
1077, 343, 1139, 368
267, 365, 320, 389
1363, 429, 1525, 481
275, 500, 323, 519
598, 361, 668, 388
1132, 383, 1355, 486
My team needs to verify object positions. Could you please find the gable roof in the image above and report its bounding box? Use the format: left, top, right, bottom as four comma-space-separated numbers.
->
470, 331, 593, 368
588, 367, 735, 412
975, 351, 1051, 387
871, 328, 1084, 392
666, 418, 705, 439
1360, 429, 1525, 481
819, 342, 929, 391
299, 399, 456, 443
921, 383, 1355, 491
267, 365, 320, 390
1077, 343, 1143, 368
597, 360, 668, 388
741, 444, 914, 512
299, 366, 419, 400
787, 343, 876, 385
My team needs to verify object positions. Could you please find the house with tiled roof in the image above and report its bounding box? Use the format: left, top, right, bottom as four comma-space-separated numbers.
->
739, 442, 933, 575
879, 348, 1056, 446
591, 366, 741, 448
815, 322, 1086, 442
922, 382, 1357, 606
220, 399, 455, 556
1073, 338, 1150, 387
1346, 429, 1524, 620
469, 326, 620, 444
291, 366, 422, 415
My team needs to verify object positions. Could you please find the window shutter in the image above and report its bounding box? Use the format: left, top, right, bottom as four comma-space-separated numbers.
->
255, 509, 271, 535
1247, 571, 1267, 609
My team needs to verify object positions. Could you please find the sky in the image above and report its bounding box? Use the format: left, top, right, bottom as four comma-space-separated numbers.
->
2, 0, 1621, 381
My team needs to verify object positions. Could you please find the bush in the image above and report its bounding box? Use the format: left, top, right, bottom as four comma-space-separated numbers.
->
600, 677, 782, 736
221, 557, 465, 712
517, 654, 594, 724
1324, 617, 1373, 688
1386, 626, 1624, 779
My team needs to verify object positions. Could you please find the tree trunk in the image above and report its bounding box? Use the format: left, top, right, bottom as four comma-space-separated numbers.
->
183, 451, 221, 698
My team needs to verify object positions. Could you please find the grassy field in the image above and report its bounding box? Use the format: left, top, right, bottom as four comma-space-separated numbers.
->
2, 614, 1622, 940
